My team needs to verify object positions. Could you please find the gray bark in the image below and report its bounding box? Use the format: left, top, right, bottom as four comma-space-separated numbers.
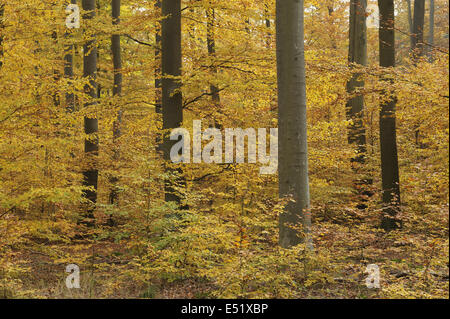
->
347, 0, 371, 208
276, 0, 312, 249
206, 4, 220, 116
378, 0, 401, 231
412, 0, 425, 57
346, 0, 368, 163
0, 2, 4, 68
428, 0, 435, 57
264, 3, 271, 48
109, 0, 122, 209
162, 0, 183, 204
407, 0, 415, 49
64, 0, 77, 112
155, 0, 162, 115
64, 51, 75, 112
82, 0, 99, 222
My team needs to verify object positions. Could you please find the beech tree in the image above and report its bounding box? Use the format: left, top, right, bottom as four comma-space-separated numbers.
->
64, 0, 77, 113
407, 0, 414, 49
82, 0, 99, 221
378, 0, 401, 231
276, 0, 312, 249
155, 0, 162, 116
0, 0, 448, 300
206, 3, 220, 117
161, 0, 183, 204
346, 0, 370, 208
428, 0, 435, 57
412, 0, 426, 57
109, 0, 123, 209
0, 2, 4, 69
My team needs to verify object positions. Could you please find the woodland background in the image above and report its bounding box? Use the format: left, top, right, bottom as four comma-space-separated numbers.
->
0, 0, 448, 299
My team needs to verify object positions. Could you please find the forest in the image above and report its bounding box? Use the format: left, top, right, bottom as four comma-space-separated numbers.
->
0, 0, 448, 299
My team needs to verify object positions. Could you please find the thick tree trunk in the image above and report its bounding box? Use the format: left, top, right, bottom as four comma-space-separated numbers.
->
346, 0, 368, 149
276, 0, 312, 249
108, 0, 122, 211
378, 0, 401, 231
161, 0, 183, 204
412, 0, 425, 57
346, 0, 371, 208
82, 0, 99, 223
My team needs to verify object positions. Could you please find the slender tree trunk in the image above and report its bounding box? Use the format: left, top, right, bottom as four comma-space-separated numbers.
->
206, 2, 220, 124
64, 1, 76, 113
412, 0, 425, 57
108, 0, 122, 212
52, 31, 61, 108
82, 0, 99, 223
264, 3, 271, 48
428, 0, 435, 57
276, 0, 312, 249
328, 2, 338, 51
412, 0, 426, 145
0, 2, 4, 69
378, 0, 401, 231
346, 0, 371, 208
161, 0, 183, 204
155, 0, 162, 116
407, 0, 415, 49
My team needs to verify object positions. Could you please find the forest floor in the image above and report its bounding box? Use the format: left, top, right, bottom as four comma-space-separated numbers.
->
6, 214, 448, 299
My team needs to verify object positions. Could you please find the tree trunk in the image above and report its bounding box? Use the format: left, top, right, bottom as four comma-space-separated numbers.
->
155, 0, 162, 116
407, 0, 414, 50
378, 0, 401, 231
0, 2, 4, 69
161, 0, 183, 204
276, 0, 312, 249
264, 3, 271, 48
412, 0, 425, 57
346, 0, 371, 208
428, 0, 435, 57
328, 2, 338, 50
206, 2, 220, 125
64, 1, 76, 113
108, 0, 122, 211
82, 0, 99, 223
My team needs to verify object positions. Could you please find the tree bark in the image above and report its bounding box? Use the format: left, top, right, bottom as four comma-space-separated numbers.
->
155, 0, 162, 116
206, 2, 220, 124
412, 0, 425, 57
0, 2, 4, 69
407, 0, 414, 49
428, 0, 435, 57
264, 3, 271, 48
276, 0, 312, 249
378, 0, 401, 231
108, 0, 122, 210
64, 2, 76, 113
161, 0, 183, 204
82, 0, 99, 223
346, 0, 370, 207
